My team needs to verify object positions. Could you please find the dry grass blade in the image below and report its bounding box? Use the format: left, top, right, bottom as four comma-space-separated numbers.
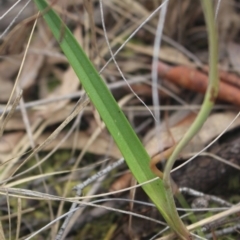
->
6, 193, 11, 239
0, 90, 22, 137
83, 0, 99, 60
172, 111, 240, 174
55, 94, 135, 238
0, 221, 6, 240
0, 0, 239, 239
16, 198, 22, 240
4, 94, 89, 182
187, 204, 240, 232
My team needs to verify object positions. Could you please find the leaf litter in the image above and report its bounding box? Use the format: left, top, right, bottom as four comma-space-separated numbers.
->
0, 0, 240, 239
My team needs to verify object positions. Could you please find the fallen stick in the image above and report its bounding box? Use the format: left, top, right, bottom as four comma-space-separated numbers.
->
157, 62, 240, 106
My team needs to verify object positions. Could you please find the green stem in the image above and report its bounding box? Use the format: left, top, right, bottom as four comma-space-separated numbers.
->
163, 0, 219, 238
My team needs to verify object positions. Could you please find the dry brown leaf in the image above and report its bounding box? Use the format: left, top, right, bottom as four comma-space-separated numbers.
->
119, 60, 150, 73
164, 0, 193, 37
112, 0, 149, 18
109, 172, 132, 195
35, 130, 121, 159
0, 0, 34, 33
227, 42, 240, 74
217, 0, 239, 47
126, 43, 193, 66
0, 77, 14, 101
37, 27, 82, 118
0, 56, 22, 80
144, 113, 196, 158
144, 111, 240, 158
4, 103, 90, 131
197, 111, 240, 144
18, 23, 51, 89
0, 132, 24, 153
4, 109, 41, 131
0, 23, 31, 55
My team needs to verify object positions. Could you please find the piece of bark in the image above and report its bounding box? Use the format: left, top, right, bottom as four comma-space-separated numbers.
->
158, 62, 240, 106
109, 172, 132, 195
172, 130, 240, 192
202, 65, 240, 89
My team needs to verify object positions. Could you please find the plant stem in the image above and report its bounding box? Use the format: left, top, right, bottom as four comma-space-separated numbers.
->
163, 0, 219, 238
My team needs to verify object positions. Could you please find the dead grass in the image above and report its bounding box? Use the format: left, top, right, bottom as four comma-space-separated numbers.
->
0, 0, 239, 239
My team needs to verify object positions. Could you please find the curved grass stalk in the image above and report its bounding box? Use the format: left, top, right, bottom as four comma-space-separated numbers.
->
163, 0, 219, 237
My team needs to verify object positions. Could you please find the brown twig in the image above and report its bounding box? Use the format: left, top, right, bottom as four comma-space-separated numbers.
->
158, 62, 240, 107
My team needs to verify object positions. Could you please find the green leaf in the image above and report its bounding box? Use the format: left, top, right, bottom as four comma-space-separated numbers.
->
33, 0, 190, 237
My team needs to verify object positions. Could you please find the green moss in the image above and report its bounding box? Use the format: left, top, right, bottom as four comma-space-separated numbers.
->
75, 212, 118, 239
47, 74, 61, 92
